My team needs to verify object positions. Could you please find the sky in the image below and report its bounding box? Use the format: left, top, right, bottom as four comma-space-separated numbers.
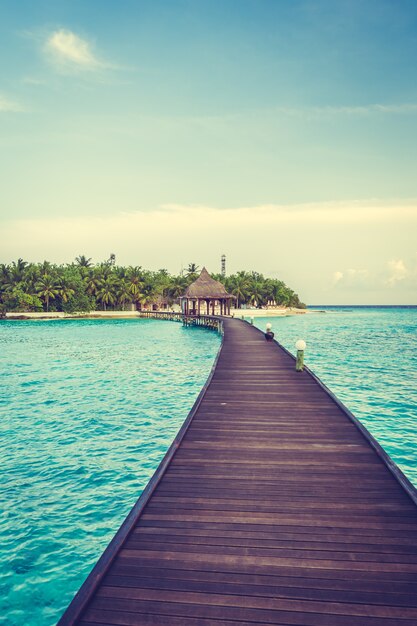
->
1, 0, 416, 304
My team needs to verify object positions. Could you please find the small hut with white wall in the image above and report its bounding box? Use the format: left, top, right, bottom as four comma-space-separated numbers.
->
180, 267, 235, 316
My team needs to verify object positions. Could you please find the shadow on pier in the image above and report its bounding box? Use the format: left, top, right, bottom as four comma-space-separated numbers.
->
59, 315, 417, 626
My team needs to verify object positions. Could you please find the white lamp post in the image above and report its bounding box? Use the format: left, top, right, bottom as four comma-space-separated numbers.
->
295, 339, 306, 371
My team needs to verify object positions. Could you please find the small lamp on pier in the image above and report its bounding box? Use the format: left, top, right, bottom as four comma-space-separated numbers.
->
295, 339, 306, 372
265, 323, 274, 342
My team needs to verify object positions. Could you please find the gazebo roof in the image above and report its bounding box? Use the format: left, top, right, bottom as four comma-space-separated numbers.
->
182, 268, 235, 299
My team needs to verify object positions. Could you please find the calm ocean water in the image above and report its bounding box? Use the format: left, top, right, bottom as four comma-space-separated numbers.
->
254, 306, 417, 485
0, 319, 221, 626
1, 308, 416, 625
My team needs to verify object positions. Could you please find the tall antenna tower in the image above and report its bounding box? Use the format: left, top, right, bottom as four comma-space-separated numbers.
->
221, 254, 226, 277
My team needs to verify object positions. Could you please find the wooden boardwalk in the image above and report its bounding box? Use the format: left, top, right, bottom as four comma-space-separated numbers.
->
59, 318, 417, 626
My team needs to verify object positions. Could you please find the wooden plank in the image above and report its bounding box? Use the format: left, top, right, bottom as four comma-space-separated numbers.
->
85, 597, 417, 626
132, 526, 417, 549
95, 585, 417, 619
104, 572, 417, 606
120, 547, 417, 573
129, 530, 417, 555
136, 517, 417, 541
117, 553, 417, 582
125, 539, 417, 564
110, 563, 417, 594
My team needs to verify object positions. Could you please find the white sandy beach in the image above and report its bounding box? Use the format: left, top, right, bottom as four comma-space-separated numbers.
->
4, 307, 323, 320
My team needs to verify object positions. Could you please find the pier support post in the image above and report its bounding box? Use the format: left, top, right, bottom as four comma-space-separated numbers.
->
295, 339, 306, 372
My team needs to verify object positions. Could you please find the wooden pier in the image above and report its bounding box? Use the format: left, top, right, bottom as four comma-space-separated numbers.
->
59, 317, 417, 626
135, 310, 223, 332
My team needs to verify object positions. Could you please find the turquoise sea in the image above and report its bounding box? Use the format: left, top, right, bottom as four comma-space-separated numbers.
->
1, 307, 417, 625
0, 319, 221, 626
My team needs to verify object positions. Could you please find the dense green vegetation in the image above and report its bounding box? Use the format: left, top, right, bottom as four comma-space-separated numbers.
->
0, 257, 305, 314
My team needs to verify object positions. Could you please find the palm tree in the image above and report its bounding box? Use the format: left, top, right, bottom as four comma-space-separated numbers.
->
58, 278, 75, 304
0, 264, 11, 304
0, 264, 9, 285
211, 273, 226, 284
248, 280, 265, 307
153, 270, 171, 300
138, 278, 159, 308
117, 280, 133, 310
275, 284, 291, 306
126, 266, 143, 303
228, 271, 250, 308
115, 266, 127, 280
21, 265, 40, 295
36, 274, 59, 312
85, 268, 103, 297
97, 277, 117, 310
39, 260, 53, 276
168, 275, 188, 300
97, 262, 114, 280
262, 278, 277, 304
10, 258, 28, 284
0, 264, 12, 292
75, 255, 93, 267
1, 258, 305, 313
186, 263, 200, 277
285, 288, 297, 307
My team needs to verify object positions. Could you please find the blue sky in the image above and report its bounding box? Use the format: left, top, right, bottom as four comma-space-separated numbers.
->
1, 0, 416, 303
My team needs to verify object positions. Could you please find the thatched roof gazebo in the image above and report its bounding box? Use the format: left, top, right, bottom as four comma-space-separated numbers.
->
180, 268, 235, 316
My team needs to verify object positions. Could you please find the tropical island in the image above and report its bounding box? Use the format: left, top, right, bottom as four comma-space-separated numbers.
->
0, 256, 306, 316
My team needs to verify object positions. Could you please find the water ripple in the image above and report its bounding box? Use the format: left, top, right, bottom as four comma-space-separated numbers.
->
0, 318, 220, 626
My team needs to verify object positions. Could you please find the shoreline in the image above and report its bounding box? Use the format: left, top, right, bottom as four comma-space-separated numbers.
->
230, 307, 324, 317
3, 307, 324, 321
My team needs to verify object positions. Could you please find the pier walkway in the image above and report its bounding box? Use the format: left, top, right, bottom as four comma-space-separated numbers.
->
60, 317, 417, 626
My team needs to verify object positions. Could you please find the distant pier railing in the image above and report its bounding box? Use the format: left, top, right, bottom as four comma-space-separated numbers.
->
135, 310, 224, 333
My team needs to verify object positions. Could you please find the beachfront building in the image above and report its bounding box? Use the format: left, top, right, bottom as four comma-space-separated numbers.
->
180, 267, 235, 316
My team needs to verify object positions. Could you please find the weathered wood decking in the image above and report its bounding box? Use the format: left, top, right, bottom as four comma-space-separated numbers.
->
60, 317, 417, 626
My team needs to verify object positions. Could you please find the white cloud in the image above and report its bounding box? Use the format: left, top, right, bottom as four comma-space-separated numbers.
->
333, 259, 416, 293
0, 94, 23, 112
1, 201, 416, 304
333, 271, 344, 284
386, 259, 408, 286
44, 29, 106, 72
331, 268, 370, 289
161, 200, 417, 225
